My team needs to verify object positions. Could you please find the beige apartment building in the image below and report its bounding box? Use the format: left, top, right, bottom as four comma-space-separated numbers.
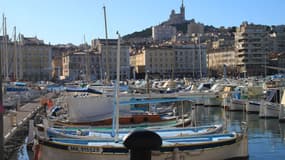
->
62, 51, 101, 81
0, 35, 52, 81
0, 36, 20, 81
208, 48, 236, 77
131, 43, 207, 79
271, 25, 285, 52
152, 25, 177, 42
19, 36, 52, 81
51, 44, 77, 80
91, 39, 130, 80
174, 44, 207, 78
207, 38, 236, 76
130, 46, 175, 79
235, 22, 272, 77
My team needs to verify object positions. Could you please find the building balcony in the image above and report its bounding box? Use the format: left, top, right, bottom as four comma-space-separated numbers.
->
237, 49, 248, 52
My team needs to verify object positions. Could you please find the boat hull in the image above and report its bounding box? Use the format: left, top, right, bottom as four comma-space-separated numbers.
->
35, 133, 248, 160
245, 101, 260, 113
229, 99, 246, 111
259, 101, 280, 118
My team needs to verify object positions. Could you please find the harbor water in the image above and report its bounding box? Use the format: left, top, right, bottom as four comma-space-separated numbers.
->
194, 106, 285, 160
15, 105, 285, 160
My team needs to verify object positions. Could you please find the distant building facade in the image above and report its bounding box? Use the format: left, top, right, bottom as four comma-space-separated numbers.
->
174, 44, 207, 78
152, 25, 177, 42
0, 35, 52, 81
207, 48, 236, 77
235, 22, 272, 77
51, 44, 77, 80
92, 39, 130, 80
271, 25, 285, 53
62, 51, 101, 81
131, 43, 207, 79
19, 35, 52, 81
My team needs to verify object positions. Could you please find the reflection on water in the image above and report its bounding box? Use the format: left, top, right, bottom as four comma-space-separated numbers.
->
16, 138, 29, 160
195, 107, 285, 160
16, 106, 285, 160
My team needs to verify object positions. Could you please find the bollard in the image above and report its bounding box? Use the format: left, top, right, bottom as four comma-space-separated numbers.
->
123, 129, 162, 160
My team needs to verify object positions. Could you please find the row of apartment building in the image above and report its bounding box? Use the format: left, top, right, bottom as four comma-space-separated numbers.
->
0, 35, 52, 81
130, 43, 207, 79
208, 22, 285, 77
62, 39, 207, 81
1, 22, 285, 81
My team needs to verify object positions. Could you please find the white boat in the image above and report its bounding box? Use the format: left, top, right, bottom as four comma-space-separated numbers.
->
279, 89, 285, 122
246, 100, 261, 113
34, 131, 248, 160
259, 89, 281, 118
228, 86, 247, 111
279, 104, 285, 122
245, 86, 263, 113
259, 101, 280, 118
202, 82, 228, 106
230, 99, 247, 111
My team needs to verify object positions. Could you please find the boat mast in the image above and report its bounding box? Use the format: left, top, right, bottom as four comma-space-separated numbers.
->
112, 31, 121, 142
0, 14, 4, 160
103, 6, 110, 84
2, 14, 6, 81
198, 34, 202, 79
18, 33, 23, 80
83, 34, 90, 82
3, 15, 8, 81
13, 26, 18, 81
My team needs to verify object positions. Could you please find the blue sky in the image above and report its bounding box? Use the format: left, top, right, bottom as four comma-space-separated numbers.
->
1, 0, 284, 45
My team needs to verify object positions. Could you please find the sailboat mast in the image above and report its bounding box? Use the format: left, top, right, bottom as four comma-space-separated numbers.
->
114, 31, 121, 142
0, 14, 4, 160
3, 15, 8, 81
0, 76, 3, 159
1, 14, 4, 78
18, 33, 23, 80
2, 14, 6, 80
198, 34, 202, 79
13, 26, 18, 81
103, 6, 110, 83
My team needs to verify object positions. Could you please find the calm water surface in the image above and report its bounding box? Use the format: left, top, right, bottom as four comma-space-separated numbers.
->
194, 106, 285, 160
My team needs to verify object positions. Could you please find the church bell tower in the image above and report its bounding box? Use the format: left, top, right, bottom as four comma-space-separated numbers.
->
180, 0, 185, 20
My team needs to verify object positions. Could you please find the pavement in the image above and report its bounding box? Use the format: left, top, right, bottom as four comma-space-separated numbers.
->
3, 92, 55, 143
